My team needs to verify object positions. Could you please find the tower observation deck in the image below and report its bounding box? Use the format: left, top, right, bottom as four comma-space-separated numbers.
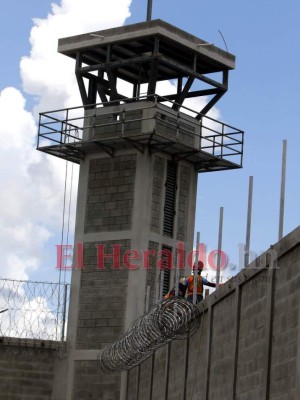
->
37, 19, 244, 173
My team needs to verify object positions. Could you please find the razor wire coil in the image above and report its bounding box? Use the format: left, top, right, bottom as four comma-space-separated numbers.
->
0, 278, 70, 341
99, 298, 201, 373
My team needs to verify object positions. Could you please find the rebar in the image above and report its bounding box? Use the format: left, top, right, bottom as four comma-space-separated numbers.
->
99, 298, 201, 373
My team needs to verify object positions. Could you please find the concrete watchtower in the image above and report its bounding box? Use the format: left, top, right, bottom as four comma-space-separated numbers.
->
37, 19, 243, 400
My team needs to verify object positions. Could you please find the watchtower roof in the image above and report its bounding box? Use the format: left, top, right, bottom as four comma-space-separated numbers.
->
58, 19, 235, 84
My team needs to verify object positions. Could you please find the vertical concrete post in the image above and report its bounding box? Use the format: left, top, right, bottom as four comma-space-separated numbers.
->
193, 232, 200, 304
278, 140, 287, 241
244, 176, 253, 267
147, 0, 153, 21
216, 207, 224, 287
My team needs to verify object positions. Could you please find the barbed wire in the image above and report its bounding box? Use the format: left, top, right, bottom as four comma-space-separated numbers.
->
0, 278, 70, 341
99, 298, 201, 373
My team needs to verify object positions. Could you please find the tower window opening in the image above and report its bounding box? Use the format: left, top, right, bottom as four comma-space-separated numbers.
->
163, 161, 177, 237
161, 245, 172, 296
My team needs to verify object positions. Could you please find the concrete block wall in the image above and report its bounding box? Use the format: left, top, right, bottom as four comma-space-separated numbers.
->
76, 239, 130, 350
176, 165, 191, 242
209, 289, 237, 399
0, 339, 61, 400
126, 226, 300, 400
64, 148, 198, 399
65, 148, 196, 399
167, 340, 187, 400
150, 156, 165, 233
235, 269, 269, 399
269, 237, 300, 400
1, 199, 299, 400
73, 360, 120, 400
64, 151, 139, 400
85, 155, 136, 232
152, 346, 169, 400
138, 356, 153, 400
93, 109, 143, 139
70, 237, 131, 400
146, 241, 159, 309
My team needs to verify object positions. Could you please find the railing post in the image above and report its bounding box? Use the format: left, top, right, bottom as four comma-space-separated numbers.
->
37, 114, 41, 148
221, 123, 224, 157
61, 120, 64, 144
61, 284, 68, 341
199, 118, 202, 150
65, 108, 69, 143
241, 131, 244, 166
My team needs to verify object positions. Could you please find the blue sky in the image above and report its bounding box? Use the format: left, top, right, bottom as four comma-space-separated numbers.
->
0, 0, 300, 283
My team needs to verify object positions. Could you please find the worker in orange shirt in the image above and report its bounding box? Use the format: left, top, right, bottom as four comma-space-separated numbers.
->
185, 261, 217, 303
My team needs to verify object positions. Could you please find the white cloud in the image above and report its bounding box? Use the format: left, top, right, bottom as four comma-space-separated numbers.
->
0, 0, 132, 281
0, 87, 66, 280
21, 0, 132, 112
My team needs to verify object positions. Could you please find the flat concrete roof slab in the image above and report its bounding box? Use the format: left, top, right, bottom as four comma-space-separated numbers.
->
58, 19, 235, 77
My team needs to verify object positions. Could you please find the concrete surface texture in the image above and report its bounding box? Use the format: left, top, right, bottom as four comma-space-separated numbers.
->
126, 226, 300, 400
58, 19, 235, 70
63, 143, 197, 399
0, 225, 299, 399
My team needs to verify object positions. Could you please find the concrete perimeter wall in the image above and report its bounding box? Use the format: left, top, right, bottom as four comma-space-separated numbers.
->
0, 338, 65, 400
127, 226, 300, 400
0, 226, 299, 400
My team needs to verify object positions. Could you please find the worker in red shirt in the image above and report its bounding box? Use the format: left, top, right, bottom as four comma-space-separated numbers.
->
185, 261, 216, 303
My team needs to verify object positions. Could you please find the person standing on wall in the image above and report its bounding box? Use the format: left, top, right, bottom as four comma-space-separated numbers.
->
185, 261, 217, 303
